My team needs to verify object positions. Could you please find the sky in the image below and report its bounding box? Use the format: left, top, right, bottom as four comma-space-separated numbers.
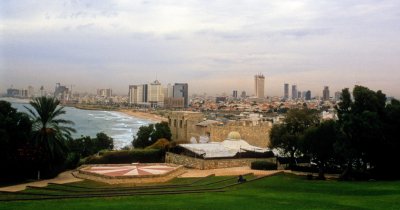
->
1, 0, 400, 98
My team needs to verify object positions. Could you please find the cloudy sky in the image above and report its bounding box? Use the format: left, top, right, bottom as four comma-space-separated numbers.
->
1, 0, 400, 97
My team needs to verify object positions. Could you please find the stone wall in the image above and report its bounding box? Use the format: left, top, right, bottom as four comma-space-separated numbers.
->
166, 111, 205, 142
209, 121, 272, 147
76, 164, 186, 184
166, 152, 276, 170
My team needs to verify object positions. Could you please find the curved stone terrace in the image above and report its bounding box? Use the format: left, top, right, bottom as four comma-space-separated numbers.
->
76, 163, 185, 184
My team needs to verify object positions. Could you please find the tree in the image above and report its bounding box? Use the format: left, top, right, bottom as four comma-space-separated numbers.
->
132, 124, 154, 148
336, 85, 400, 179
95, 132, 114, 151
25, 97, 75, 177
270, 108, 319, 167
301, 120, 342, 179
0, 101, 33, 180
132, 122, 172, 148
150, 122, 172, 142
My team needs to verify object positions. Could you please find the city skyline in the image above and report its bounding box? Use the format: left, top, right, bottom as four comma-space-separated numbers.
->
1, 1, 400, 98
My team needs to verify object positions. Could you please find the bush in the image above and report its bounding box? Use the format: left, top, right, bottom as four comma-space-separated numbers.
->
83, 149, 164, 164
251, 161, 277, 170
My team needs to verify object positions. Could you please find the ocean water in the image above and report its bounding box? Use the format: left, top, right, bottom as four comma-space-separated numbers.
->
6, 99, 152, 149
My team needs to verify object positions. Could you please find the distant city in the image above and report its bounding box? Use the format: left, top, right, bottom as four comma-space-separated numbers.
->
2, 74, 373, 120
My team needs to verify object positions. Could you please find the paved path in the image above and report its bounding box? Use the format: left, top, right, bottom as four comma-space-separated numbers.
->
180, 166, 281, 177
0, 170, 83, 192
0, 167, 282, 192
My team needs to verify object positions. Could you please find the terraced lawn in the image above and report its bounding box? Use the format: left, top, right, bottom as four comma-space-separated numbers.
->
1, 173, 399, 210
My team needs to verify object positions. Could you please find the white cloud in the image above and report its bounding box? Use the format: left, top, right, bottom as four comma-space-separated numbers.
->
1, 0, 400, 97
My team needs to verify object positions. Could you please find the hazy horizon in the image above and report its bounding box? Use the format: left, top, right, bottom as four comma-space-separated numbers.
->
1, 1, 400, 98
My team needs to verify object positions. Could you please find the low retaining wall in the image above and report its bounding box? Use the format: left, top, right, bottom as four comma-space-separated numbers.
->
166, 152, 276, 170
76, 163, 186, 184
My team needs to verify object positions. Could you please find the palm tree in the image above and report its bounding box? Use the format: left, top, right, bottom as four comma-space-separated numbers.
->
25, 97, 75, 163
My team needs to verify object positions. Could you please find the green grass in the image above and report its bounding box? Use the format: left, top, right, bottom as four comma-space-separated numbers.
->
1, 174, 400, 210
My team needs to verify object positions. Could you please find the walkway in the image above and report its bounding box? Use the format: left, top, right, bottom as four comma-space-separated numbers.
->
0, 170, 82, 192
180, 166, 281, 177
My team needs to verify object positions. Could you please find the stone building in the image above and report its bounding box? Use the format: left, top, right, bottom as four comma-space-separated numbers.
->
166, 131, 275, 170
209, 121, 272, 148
166, 111, 272, 147
166, 111, 205, 142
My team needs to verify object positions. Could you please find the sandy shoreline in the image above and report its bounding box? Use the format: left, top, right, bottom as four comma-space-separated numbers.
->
118, 109, 167, 123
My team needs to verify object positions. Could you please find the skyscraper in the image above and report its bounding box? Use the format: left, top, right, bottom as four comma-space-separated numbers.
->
173, 83, 189, 108
129, 84, 148, 105
291, 85, 297, 100
241, 91, 246, 98
323, 86, 330, 101
232, 90, 238, 98
254, 74, 265, 98
284, 83, 289, 99
305, 90, 311, 100
148, 80, 164, 107
334, 91, 342, 101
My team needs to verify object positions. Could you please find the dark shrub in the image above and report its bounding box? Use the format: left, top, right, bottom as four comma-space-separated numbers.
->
251, 161, 277, 170
84, 149, 164, 164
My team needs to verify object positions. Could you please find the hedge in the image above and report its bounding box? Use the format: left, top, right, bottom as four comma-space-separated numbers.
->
83, 149, 164, 164
251, 161, 277, 170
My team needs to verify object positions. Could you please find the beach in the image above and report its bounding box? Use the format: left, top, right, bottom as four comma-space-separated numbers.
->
118, 109, 167, 123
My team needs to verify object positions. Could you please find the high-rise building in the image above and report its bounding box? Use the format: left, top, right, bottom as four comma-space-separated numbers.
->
254, 74, 265, 98
173, 83, 189, 108
28, 86, 34, 97
233, 90, 238, 98
291, 85, 297, 100
97, 89, 112, 97
128, 84, 148, 105
334, 91, 342, 101
148, 80, 164, 107
284, 83, 289, 99
298, 91, 301, 99
54, 83, 69, 101
241, 91, 246, 98
305, 90, 311, 100
323, 86, 330, 101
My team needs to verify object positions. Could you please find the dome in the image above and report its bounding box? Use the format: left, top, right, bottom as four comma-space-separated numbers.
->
227, 131, 241, 140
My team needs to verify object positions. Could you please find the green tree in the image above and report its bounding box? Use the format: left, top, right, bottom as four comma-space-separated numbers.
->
25, 97, 75, 177
301, 120, 342, 179
132, 124, 154, 148
270, 108, 319, 167
95, 132, 114, 151
133, 122, 172, 148
150, 122, 171, 142
0, 101, 33, 180
336, 85, 400, 179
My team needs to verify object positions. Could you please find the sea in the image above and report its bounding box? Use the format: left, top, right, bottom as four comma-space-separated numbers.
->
2, 98, 153, 149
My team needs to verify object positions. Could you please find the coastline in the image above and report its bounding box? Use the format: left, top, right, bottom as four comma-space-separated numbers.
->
68, 104, 167, 123
117, 109, 167, 123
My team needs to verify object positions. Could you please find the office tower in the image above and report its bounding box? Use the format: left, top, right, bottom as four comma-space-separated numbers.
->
241, 91, 246, 98
148, 80, 164, 107
298, 91, 301, 99
173, 83, 189, 108
334, 91, 342, 101
254, 74, 265, 98
28, 86, 34, 97
291, 85, 297, 100
305, 90, 311, 100
97, 89, 112, 97
323, 86, 330, 101
233, 90, 238, 98
284, 83, 289, 99
167, 83, 173, 98
54, 83, 69, 101
128, 84, 148, 105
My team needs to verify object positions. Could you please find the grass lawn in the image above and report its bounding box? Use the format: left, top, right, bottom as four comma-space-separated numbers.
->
1, 173, 399, 210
